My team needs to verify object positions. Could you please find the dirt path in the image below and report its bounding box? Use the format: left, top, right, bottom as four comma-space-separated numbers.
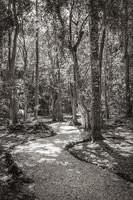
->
12, 123, 133, 200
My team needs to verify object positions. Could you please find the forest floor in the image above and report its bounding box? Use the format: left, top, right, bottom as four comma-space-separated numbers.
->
68, 118, 133, 183
0, 117, 133, 200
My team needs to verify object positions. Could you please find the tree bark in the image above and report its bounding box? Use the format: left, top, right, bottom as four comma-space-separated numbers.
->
78, 95, 91, 129
52, 89, 58, 122
104, 64, 110, 119
123, 0, 132, 117
0, 32, 3, 69
70, 50, 91, 128
9, 26, 19, 125
90, 0, 103, 141
57, 55, 63, 121
24, 51, 28, 121
71, 50, 78, 125
34, 0, 39, 119
99, 28, 106, 85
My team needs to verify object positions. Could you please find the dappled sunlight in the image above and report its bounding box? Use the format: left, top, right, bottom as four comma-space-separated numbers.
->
54, 139, 66, 144
73, 144, 83, 150
120, 152, 132, 157
87, 143, 100, 149
103, 136, 133, 156
56, 161, 70, 166
0, 133, 8, 138
13, 142, 63, 167
3, 141, 17, 148
11, 123, 85, 171
0, 175, 10, 182
38, 157, 56, 163
14, 140, 62, 158
50, 123, 81, 135
69, 125, 133, 181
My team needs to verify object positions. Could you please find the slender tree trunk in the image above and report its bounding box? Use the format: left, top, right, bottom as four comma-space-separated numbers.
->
10, 26, 19, 125
34, 0, 39, 119
99, 27, 106, 80
104, 65, 110, 119
52, 90, 58, 122
22, 28, 28, 121
90, 0, 103, 141
99, 4, 107, 127
8, 29, 12, 71
57, 55, 63, 121
24, 55, 28, 121
8, 1, 12, 123
103, 29, 110, 120
0, 32, 3, 69
124, 0, 132, 117
72, 51, 78, 125
71, 50, 91, 128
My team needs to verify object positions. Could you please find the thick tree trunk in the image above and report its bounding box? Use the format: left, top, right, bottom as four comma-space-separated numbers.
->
34, 0, 39, 119
7, 0, 19, 125
71, 51, 78, 125
78, 95, 91, 129
90, 0, 103, 141
124, 0, 132, 117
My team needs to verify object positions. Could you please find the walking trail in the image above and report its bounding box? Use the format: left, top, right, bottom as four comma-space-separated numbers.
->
12, 122, 133, 200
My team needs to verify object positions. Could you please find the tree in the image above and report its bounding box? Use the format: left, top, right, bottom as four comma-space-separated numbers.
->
34, 0, 39, 119
18, 26, 28, 121
90, 0, 103, 141
123, 0, 132, 117
8, 0, 19, 125
53, 0, 91, 127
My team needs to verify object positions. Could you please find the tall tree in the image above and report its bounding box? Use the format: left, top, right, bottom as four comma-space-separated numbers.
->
9, 0, 19, 125
34, 0, 39, 119
123, 0, 132, 117
90, 0, 103, 141
54, 0, 90, 127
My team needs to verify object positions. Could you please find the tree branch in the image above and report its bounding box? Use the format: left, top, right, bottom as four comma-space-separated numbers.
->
73, 14, 89, 51
69, 0, 74, 48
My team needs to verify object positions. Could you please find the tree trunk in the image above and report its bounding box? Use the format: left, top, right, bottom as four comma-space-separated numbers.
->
52, 90, 58, 122
0, 32, 3, 69
78, 95, 91, 129
71, 50, 91, 128
57, 55, 63, 121
51, 57, 64, 122
99, 4, 107, 127
24, 56, 28, 121
9, 25, 19, 125
99, 27, 106, 80
104, 67, 110, 119
104, 30, 110, 120
71, 50, 80, 125
34, 0, 39, 119
124, 0, 132, 117
22, 26, 28, 121
8, 0, 12, 72
90, 0, 103, 141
